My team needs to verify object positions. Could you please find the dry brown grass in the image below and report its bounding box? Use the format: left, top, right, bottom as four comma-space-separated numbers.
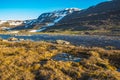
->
0, 41, 119, 80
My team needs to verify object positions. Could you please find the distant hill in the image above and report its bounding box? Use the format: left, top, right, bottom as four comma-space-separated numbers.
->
0, 20, 23, 30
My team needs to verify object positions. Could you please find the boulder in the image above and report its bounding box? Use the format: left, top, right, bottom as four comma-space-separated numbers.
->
56, 40, 70, 45
19, 38, 25, 41
52, 53, 81, 62
8, 37, 18, 41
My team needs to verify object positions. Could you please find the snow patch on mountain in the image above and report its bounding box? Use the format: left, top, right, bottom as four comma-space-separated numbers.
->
29, 28, 46, 32
29, 23, 54, 32
47, 23, 55, 26
0, 21, 7, 24
54, 15, 66, 23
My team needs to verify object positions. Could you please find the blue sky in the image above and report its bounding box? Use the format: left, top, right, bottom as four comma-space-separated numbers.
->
0, 0, 108, 20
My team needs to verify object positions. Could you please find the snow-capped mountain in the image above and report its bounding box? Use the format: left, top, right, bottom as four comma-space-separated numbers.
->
29, 8, 80, 32
37, 8, 80, 23
44, 0, 120, 32
0, 20, 7, 25
11, 8, 80, 32
3, 1, 120, 33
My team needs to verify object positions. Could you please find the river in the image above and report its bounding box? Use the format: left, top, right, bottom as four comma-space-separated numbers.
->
0, 34, 120, 49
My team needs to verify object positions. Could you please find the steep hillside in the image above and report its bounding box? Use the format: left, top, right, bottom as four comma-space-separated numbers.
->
45, 0, 120, 32
60, 0, 120, 20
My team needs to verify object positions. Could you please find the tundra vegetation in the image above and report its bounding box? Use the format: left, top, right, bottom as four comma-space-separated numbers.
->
0, 40, 119, 80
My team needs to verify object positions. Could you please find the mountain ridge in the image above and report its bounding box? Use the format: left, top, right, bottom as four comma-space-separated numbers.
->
1, 0, 120, 34
11, 8, 80, 32
44, 0, 120, 32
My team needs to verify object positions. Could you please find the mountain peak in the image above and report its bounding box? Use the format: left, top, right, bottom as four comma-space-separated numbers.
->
65, 8, 80, 11
52, 8, 80, 13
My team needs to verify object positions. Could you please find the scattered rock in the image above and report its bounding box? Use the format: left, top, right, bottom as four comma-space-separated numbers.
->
52, 53, 81, 62
56, 40, 70, 45
117, 68, 120, 72
19, 38, 25, 41
8, 37, 18, 41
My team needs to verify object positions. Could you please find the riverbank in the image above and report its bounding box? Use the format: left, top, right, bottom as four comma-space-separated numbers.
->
0, 34, 120, 49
